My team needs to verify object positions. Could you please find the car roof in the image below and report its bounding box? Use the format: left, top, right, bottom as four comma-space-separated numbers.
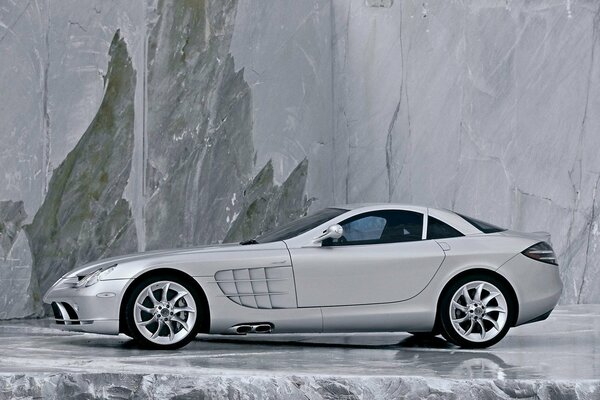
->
332, 203, 426, 211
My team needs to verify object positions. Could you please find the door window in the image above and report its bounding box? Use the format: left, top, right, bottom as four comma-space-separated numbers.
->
324, 210, 423, 246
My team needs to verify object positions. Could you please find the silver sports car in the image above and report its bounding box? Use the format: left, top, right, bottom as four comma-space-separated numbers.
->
44, 204, 562, 349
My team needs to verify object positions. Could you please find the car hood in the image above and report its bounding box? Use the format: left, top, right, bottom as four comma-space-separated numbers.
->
62, 241, 284, 279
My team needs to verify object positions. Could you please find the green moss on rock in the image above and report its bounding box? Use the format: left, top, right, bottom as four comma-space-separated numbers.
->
25, 31, 138, 305
0, 200, 27, 259
224, 159, 311, 243
144, 0, 255, 249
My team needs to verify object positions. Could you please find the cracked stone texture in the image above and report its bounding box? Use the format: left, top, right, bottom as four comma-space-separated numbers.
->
0, 305, 599, 398
224, 159, 311, 243
0, 1, 49, 217
0, 200, 27, 258
0, 201, 39, 318
143, 0, 323, 250
331, 0, 600, 303
0, 0, 146, 318
24, 31, 138, 311
143, 0, 255, 250
1, 0, 600, 321
0, 0, 329, 317
0, 374, 597, 400
0, 0, 146, 214
229, 0, 334, 210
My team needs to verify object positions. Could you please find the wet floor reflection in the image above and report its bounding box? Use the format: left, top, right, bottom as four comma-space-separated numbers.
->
1, 305, 598, 380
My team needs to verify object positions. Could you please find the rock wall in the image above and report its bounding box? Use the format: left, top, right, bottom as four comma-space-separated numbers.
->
331, 0, 600, 303
0, 0, 148, 317
0, 0, 331, 318
25, 31, 139, 306
143, 0, 255, 249
0, 201, 37, 318
0, 0, 599, 318
224, 159, 311, 243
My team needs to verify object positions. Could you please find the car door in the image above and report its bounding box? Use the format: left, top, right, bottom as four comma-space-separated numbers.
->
288, 209, 446, 307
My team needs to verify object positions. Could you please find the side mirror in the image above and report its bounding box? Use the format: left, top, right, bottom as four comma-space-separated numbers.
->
312, 224, 343, 244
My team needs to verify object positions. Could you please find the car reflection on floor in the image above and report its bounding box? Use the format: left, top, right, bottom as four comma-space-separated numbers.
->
0, 305, 598, 381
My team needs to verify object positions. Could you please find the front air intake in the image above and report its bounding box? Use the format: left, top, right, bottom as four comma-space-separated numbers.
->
51, 302, 65, 325
50, 302, 81, 325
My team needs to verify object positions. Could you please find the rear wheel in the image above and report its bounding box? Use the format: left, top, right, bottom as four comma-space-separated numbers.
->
125, 274, 203, 349
439, 274, 515, 348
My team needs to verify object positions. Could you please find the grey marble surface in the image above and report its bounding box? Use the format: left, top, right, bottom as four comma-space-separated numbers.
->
0, 305, 598, 399
330, 0, 600, 304
230, 0, 334, 208
1, 0, 600, 321
25, 31, 138, 310
0, 0, 332, 318
0, 202, 39, 318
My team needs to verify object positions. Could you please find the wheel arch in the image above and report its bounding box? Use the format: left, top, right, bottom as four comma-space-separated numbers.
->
435, 268, 520, 328
118, 268, 211, 335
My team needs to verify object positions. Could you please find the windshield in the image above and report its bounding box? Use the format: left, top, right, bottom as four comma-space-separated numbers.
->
254, 208, 347, 243
456, 212, 506, 234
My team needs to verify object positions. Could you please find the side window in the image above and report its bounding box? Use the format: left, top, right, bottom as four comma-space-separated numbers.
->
324, 210, 423, 246
340, 215, 386, 242
427, 216, 464, 239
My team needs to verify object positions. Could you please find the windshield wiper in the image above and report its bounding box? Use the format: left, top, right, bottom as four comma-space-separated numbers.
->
240, 239, 259, 245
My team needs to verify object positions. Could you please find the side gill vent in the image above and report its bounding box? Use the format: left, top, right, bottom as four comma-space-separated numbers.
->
214, 266, 297, 309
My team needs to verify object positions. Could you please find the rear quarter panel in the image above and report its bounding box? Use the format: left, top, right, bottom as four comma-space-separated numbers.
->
320, 234, 538, 332
496, 253, 562, 325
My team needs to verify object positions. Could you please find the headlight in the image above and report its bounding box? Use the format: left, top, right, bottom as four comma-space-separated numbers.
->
522, 242, 557, 265
75, 264, 117, 288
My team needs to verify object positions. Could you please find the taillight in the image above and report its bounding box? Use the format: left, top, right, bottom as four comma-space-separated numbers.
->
522, 242, 557, 265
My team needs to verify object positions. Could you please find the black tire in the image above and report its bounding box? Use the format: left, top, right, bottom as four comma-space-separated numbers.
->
439, 273, 516, 349
125, 273, 205, 350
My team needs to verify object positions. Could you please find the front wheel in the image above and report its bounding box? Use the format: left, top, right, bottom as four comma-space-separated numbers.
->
439, 275, 515, 348
125, 274, 203, 349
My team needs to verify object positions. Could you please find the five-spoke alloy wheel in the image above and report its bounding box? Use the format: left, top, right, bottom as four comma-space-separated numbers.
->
125, 274, 203, 349
439, 274, 515, 348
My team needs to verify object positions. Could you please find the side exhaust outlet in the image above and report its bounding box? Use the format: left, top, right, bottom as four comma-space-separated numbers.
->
229, 323, 273, 335
252, 324, 272, 333
235, 325, 253, 334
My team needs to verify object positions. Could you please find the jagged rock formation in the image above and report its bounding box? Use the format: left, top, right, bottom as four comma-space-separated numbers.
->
224, 159, 311, 243
24, 31, 138, 308
2, 0, 600, 314
144, 0, 255, 250
0, 1, 320, 319
0, 201, 39, 318
0, 201, 27, 259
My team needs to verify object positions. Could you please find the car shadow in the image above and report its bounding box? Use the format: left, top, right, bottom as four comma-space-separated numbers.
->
396, 334, 452, 349
64, 333, 455, 353
194, 333, 454, 350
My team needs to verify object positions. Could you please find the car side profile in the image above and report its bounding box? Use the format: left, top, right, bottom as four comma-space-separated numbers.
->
44, 204, 563, 349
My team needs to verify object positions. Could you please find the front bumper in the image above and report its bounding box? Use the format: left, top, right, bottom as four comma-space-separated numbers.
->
43, 277, 131, 335
497, 253, 563, 326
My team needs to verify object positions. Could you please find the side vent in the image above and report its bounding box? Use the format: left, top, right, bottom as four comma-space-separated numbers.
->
214, 266, 297, 309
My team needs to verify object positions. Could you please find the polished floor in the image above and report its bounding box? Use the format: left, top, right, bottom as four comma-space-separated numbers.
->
1, 305, 598, 381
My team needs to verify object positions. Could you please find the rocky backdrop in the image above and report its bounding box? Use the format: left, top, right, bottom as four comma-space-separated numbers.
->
0, 0, 599, 318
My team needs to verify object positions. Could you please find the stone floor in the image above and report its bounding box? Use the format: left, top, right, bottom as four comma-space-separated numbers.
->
0, 305, 599, 399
